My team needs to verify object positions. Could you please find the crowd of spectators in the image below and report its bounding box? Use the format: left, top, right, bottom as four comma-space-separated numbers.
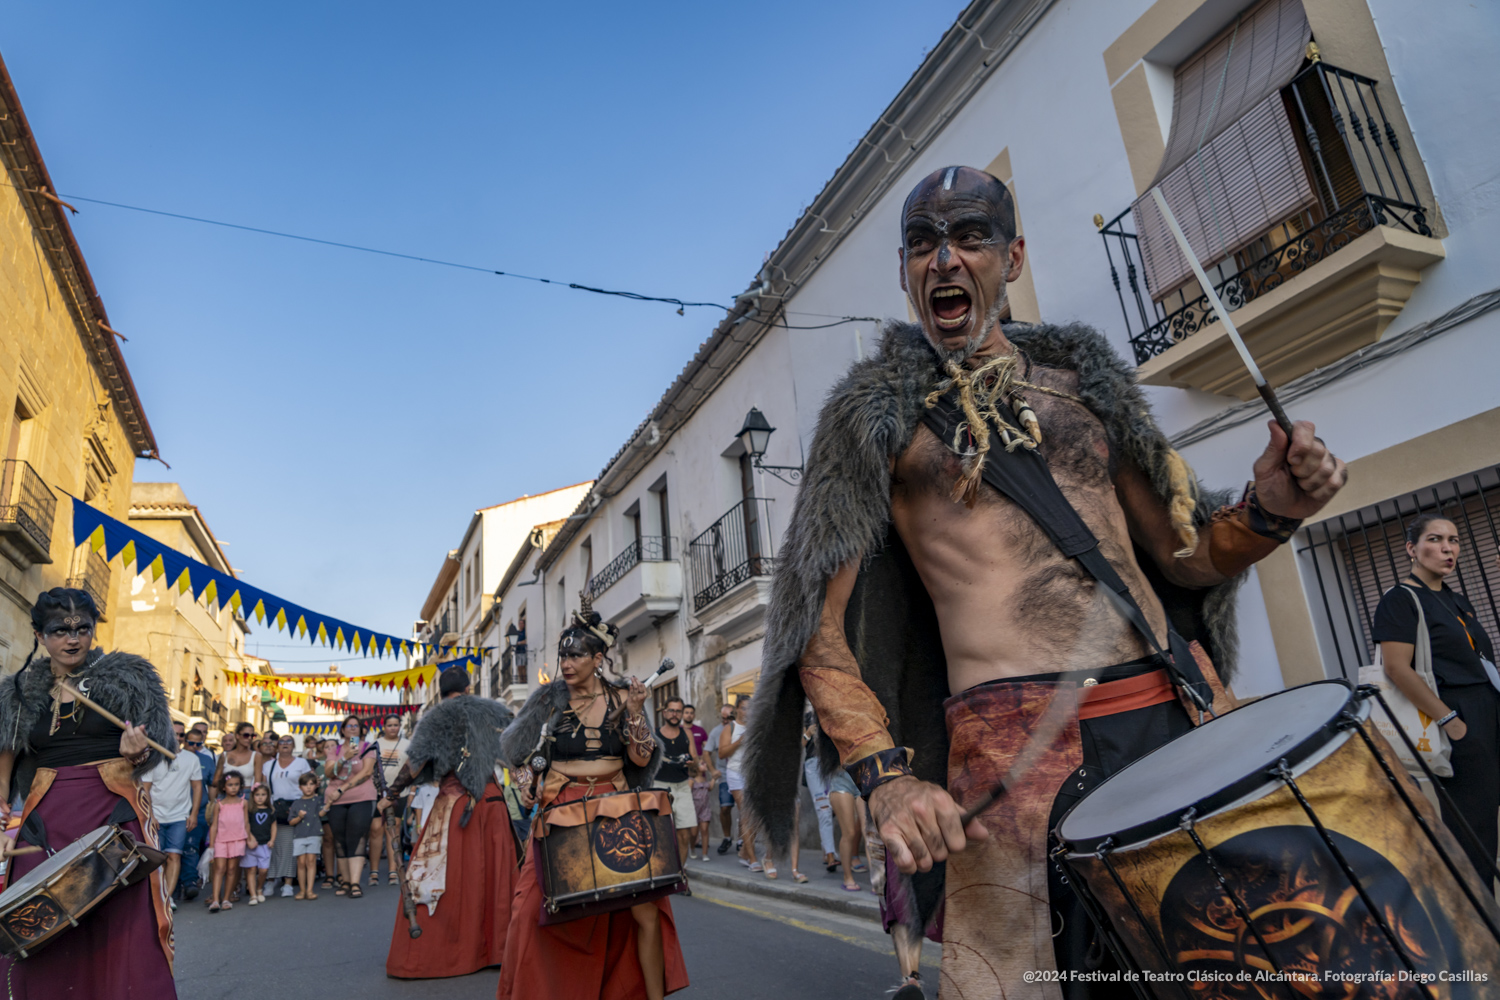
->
168, 714, 410, 912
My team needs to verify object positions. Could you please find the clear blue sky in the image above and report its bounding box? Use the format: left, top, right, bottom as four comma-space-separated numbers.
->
5, 2, 964, 672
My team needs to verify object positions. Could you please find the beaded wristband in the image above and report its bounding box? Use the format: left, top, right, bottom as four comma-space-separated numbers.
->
846, 747, 914, 799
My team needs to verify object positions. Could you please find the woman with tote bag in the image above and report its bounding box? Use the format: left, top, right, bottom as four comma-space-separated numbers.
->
1373, 513, 1499, 884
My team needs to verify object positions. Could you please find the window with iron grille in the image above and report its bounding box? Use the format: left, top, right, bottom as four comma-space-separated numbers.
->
1298, 464, 1500, 680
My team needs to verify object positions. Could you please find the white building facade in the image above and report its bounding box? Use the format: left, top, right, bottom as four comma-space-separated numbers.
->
503, 0, 1500, 716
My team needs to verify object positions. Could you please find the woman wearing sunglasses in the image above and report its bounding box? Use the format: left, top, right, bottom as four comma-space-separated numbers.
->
0, 587, 178, 998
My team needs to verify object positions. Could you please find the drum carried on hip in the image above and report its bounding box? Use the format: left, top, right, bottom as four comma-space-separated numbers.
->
0, 825, 159, 960
1055, 681, 1500, 998
535, 787, 686, 926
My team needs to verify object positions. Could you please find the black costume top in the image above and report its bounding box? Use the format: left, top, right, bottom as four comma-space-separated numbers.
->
1374, 582, 1496, 688
27, 703, 121, 769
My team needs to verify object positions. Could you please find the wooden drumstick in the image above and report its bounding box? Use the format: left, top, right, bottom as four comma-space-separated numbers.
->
1, 845, 40, 858
56, 682, 175, 760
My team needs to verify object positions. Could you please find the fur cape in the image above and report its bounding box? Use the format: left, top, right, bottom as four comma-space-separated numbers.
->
500, 679, 662, 789
0, 649, 177, 797
742, 320, 1245, 852
405, 694, 515, 802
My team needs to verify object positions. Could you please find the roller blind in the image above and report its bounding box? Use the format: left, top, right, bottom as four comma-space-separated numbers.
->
1129, 0, 1314, 301
1132, 94, 1315, 299
1153, 0, 1311, 186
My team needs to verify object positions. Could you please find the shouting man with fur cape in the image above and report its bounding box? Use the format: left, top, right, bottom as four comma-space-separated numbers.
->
741, 166, 1347, 999
382, 670, 517, 979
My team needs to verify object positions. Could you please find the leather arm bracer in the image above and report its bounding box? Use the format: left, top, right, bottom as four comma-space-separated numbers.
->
1208, 483, 1303, 578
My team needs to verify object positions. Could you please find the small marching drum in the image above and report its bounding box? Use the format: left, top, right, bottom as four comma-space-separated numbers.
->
535, 787, 686, 925
1055, 681, 1500, 998
0, 825, 157, 960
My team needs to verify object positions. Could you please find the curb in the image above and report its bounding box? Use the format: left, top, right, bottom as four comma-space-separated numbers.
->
686, 867, 882, 923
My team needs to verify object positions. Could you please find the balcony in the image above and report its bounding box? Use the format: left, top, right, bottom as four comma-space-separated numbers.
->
1098, 61, 1444, 399
66, 546, 112, 620
689, 498, 775, 637
587, 537, 682, 641
0, 460, 56, 569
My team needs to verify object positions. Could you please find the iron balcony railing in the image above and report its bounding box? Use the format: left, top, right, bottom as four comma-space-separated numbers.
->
1099, 60, 1431, 365
689, 498, 775, 612
0, 460, 56, 554
500, 645, 528, 690
67, 546, 112, 618
584, 536, 676, 603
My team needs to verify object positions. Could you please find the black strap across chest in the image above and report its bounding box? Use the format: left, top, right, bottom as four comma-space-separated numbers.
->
920, 390, 1212, 712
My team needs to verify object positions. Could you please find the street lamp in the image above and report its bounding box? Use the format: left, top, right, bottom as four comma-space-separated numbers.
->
737, 407, 803, 486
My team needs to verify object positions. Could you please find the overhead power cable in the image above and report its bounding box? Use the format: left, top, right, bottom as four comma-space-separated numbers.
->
28, 186, 881, 328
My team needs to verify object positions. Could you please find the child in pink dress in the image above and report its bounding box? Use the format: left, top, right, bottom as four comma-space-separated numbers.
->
208, 771, 250, 912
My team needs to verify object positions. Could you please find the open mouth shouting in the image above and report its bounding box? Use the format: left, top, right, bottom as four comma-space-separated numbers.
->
931, 285, 972, 330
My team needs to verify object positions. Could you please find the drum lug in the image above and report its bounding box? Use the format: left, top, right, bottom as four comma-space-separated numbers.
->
1176, 803, 1200, 839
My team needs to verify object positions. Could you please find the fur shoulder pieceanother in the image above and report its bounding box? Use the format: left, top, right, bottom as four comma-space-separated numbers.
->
742, 320, 1245, 852
500, 679, 662, 790
406, 694, 515, 802
0, 649, 177, 782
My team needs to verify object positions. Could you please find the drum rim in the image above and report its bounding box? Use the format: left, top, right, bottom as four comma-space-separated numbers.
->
0, 825, 121, 908
1054, 680, 1358, 854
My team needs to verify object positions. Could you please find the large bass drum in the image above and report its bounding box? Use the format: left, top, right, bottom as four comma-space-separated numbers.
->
1055, 681, 1500, 998
535, 788, 686, 925
0, 825, 155, 960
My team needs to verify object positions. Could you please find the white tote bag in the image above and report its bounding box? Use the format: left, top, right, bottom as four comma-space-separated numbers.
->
1359, 585, 1452, 778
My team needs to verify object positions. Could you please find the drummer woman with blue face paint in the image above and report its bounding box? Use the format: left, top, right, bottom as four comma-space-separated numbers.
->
0, 587, 178, 997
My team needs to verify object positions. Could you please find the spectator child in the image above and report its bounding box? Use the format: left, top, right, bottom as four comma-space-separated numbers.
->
288, 772, 325, 900
208, 772, 248, 912
241, 784, 277, 904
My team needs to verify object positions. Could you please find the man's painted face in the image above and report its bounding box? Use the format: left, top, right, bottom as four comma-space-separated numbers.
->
899, 166, 1022, 362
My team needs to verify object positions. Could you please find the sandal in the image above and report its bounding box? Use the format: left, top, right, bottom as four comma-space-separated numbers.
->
842, 883, 861, 892
851, 858, 868, 873
763, 864, 778, 879
747, 861, 763, 873
389, 871, 399, 886
369, 872, 379, 886
320, 876, 334, 890
221, 900, 234, 909
349, 883, 364, 898
208, 902, 221, 913
792, 870, 808, 883
335, 879, 348, 896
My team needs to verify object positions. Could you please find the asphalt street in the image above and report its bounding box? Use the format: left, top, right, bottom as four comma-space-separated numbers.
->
172, 873, 941, 999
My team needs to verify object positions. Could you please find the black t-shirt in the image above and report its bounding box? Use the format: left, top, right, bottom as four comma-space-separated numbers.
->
28, 701, 122, 769
248, 806, 275, 843
1372, 582, 1495, 688
656, 727, 692, 783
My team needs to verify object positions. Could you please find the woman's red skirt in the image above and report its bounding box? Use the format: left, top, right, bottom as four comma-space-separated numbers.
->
496, 782, 689, 999
0, 763, 175, 999
386, 775, 519, 979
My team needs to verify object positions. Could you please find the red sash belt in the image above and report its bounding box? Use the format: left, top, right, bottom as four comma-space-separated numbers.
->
1076, 668, 1176, 720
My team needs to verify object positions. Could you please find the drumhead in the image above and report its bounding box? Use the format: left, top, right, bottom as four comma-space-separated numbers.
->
0, 826, 117, 905
1057, 681, 1357, 853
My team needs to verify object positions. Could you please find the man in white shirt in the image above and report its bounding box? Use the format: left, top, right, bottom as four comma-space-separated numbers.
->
368, 714, 411, 885
142, 721, 202, 908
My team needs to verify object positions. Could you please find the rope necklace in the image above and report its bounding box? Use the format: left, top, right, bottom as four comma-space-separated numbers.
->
924, 348, 1082, 506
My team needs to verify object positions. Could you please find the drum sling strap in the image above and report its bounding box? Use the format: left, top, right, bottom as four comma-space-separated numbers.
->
922, 391, 1214, 715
